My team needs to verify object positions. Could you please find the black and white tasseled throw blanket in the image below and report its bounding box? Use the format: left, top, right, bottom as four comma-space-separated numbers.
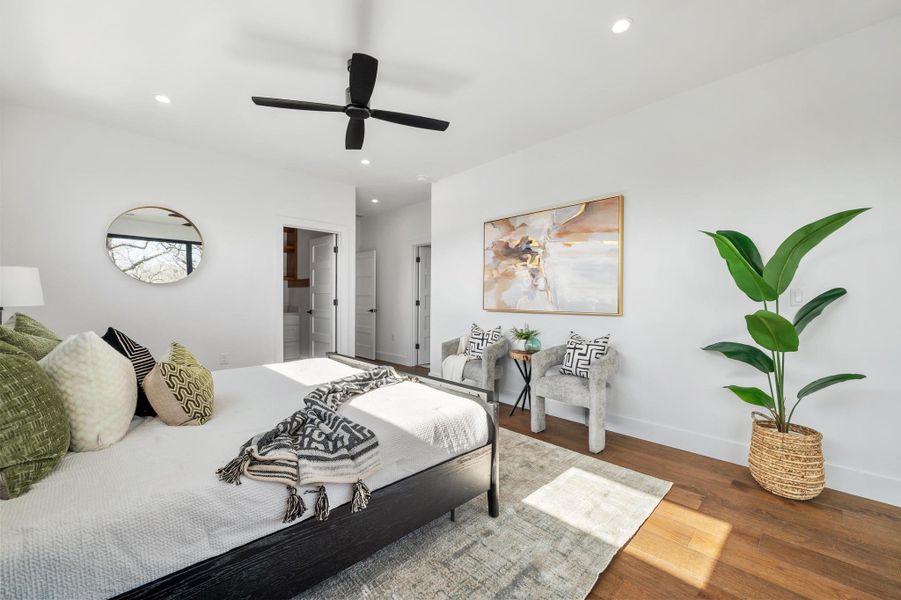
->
216, 366, 407, 523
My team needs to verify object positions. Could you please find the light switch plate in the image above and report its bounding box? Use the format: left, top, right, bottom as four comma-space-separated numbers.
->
790, 288, 804, 307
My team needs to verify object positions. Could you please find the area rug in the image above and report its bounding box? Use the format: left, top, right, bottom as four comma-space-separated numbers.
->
299, 429, 672, 599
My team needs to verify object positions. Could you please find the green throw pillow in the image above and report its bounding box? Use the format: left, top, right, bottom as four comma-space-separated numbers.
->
0, 326, 60, 360
5, 313, 61, 342
0, 351, 71, 499
0, 340, 29, 358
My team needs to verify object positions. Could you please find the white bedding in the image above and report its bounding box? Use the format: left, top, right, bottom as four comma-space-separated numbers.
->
0, 358, 489, 600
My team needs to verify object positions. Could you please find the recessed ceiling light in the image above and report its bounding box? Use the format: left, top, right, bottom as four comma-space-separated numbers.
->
371, 198, 379, 203
416, 175, 429, 182
154, 94, 171, 104
611, 18, 632, 34
360, 159, 371, 165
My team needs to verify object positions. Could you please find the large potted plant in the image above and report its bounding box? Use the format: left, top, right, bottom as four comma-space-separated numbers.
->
702, 208, 868, 500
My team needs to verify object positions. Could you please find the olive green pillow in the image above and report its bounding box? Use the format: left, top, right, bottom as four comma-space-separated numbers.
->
4, 313, 61, 342
0, 326, 59, 360
0, 351, 71, 499
0, 340, 29, 358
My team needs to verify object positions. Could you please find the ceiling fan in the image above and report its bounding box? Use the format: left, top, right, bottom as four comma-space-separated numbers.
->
252, 53, 450, 150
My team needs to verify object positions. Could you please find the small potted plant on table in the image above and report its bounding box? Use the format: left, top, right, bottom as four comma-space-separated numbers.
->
511, 324, 541, 353
702, 208, 868, 500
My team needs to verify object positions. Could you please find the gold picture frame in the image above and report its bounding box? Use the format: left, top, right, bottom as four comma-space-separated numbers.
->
483, 195, 623, 316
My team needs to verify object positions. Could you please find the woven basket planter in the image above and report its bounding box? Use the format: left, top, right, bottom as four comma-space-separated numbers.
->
748, 412, 825, 500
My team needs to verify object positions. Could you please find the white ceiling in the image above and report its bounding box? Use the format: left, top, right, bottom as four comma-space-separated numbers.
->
2, 0, 900, 216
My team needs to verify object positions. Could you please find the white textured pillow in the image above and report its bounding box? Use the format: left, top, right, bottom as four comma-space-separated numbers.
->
39, 331, 137, 451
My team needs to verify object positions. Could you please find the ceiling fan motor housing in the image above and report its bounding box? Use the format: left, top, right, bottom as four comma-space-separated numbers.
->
345, 104, 371, 119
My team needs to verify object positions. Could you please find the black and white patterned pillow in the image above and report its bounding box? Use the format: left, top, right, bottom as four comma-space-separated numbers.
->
465, 323, 502, 358
560, 332, 611, 378
102, 327, 157, 417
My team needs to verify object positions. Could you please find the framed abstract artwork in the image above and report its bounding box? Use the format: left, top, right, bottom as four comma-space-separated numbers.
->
483, 195, 623, 316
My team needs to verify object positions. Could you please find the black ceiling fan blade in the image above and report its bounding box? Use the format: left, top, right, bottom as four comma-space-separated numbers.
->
370, 109, 449, 131
252, 97, 345, 112
348, 53, 378, 106
345, 119, 365, 150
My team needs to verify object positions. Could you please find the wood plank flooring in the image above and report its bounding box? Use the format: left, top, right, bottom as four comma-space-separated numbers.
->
499, 409, 901, 600
358, 356, 429, 377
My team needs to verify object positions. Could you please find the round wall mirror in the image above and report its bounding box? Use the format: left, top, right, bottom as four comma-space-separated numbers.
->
106, 207, 203, 284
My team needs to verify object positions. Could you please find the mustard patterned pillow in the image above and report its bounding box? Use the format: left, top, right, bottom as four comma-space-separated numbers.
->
144, 342, 214, 426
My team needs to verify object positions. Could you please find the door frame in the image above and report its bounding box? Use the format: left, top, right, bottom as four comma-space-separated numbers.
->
411, 241, 431, 367
274, 216, 354, 363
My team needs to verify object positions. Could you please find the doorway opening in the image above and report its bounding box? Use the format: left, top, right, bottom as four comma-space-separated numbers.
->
283, 227, 338, 361
413, 244, 431, 367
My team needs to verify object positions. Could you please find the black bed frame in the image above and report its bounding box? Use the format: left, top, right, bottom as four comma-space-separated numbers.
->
115, 354, 499, 600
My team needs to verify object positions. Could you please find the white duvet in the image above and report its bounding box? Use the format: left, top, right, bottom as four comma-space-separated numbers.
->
0, 358, 489, 600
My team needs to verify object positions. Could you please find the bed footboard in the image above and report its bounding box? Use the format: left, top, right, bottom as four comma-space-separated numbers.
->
328, 353, 500, 517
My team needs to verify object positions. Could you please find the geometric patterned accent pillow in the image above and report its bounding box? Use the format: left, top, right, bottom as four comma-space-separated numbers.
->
464, 323, 502, 358
101, 327, 157, 417
4, 313, 61, 342
169, 342, 203, 368
560, 332, 611, 378
0, 350, 71, 498
143, 342, 213, 426
0, 325, 60, 361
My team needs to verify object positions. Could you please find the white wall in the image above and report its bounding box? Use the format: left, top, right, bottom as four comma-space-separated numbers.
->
431, 19, 901, 505
357, 198, 430, 365
0, 104, 357, 368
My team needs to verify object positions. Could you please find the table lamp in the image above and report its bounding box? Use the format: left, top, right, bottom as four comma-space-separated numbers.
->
0, 266, 45, 324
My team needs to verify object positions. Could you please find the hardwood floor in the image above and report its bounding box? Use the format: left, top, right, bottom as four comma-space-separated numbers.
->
500, 409, 901, 600
355, 356, 430, 377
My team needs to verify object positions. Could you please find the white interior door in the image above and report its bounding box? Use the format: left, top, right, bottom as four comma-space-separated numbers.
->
309, 234, 336, 358
416, 245, 431, 365
355, 250, 377, 360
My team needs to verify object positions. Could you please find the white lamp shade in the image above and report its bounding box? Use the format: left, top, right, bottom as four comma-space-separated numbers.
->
0, 266, 45, 307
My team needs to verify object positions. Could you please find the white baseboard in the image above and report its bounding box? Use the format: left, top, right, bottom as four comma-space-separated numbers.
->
497, 395, 900, 506
375, 350, 411, 365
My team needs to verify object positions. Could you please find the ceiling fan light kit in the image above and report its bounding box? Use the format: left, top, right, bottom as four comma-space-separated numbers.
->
252, 53, 450, 150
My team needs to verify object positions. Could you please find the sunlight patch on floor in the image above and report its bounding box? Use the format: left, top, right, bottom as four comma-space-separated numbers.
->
623, 499, 732, 589
522, 466, 664, 548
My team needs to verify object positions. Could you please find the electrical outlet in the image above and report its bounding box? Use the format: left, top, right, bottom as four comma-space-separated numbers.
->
790, 288, 804, 307
391, 334, 395, 341
219, 352, 230, 366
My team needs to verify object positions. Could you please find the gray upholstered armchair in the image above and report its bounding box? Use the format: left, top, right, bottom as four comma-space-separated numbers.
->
530, 345, 619, 453
441, 336, 509, 395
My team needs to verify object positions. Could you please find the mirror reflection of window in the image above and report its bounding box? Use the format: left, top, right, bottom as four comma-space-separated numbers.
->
106, 207, 203, 284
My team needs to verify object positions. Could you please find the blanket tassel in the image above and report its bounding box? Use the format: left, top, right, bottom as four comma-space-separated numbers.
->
283, 486, 306, 523
352, 479, 371, 512
305, 485, 330, 521
216, 447, 252, 485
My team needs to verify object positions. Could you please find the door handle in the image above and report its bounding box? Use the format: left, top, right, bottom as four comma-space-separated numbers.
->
368, 308, 377, 313
306, 309, 313, 315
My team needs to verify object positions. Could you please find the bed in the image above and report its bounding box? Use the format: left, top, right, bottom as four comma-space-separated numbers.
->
0, 354, 499, 600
